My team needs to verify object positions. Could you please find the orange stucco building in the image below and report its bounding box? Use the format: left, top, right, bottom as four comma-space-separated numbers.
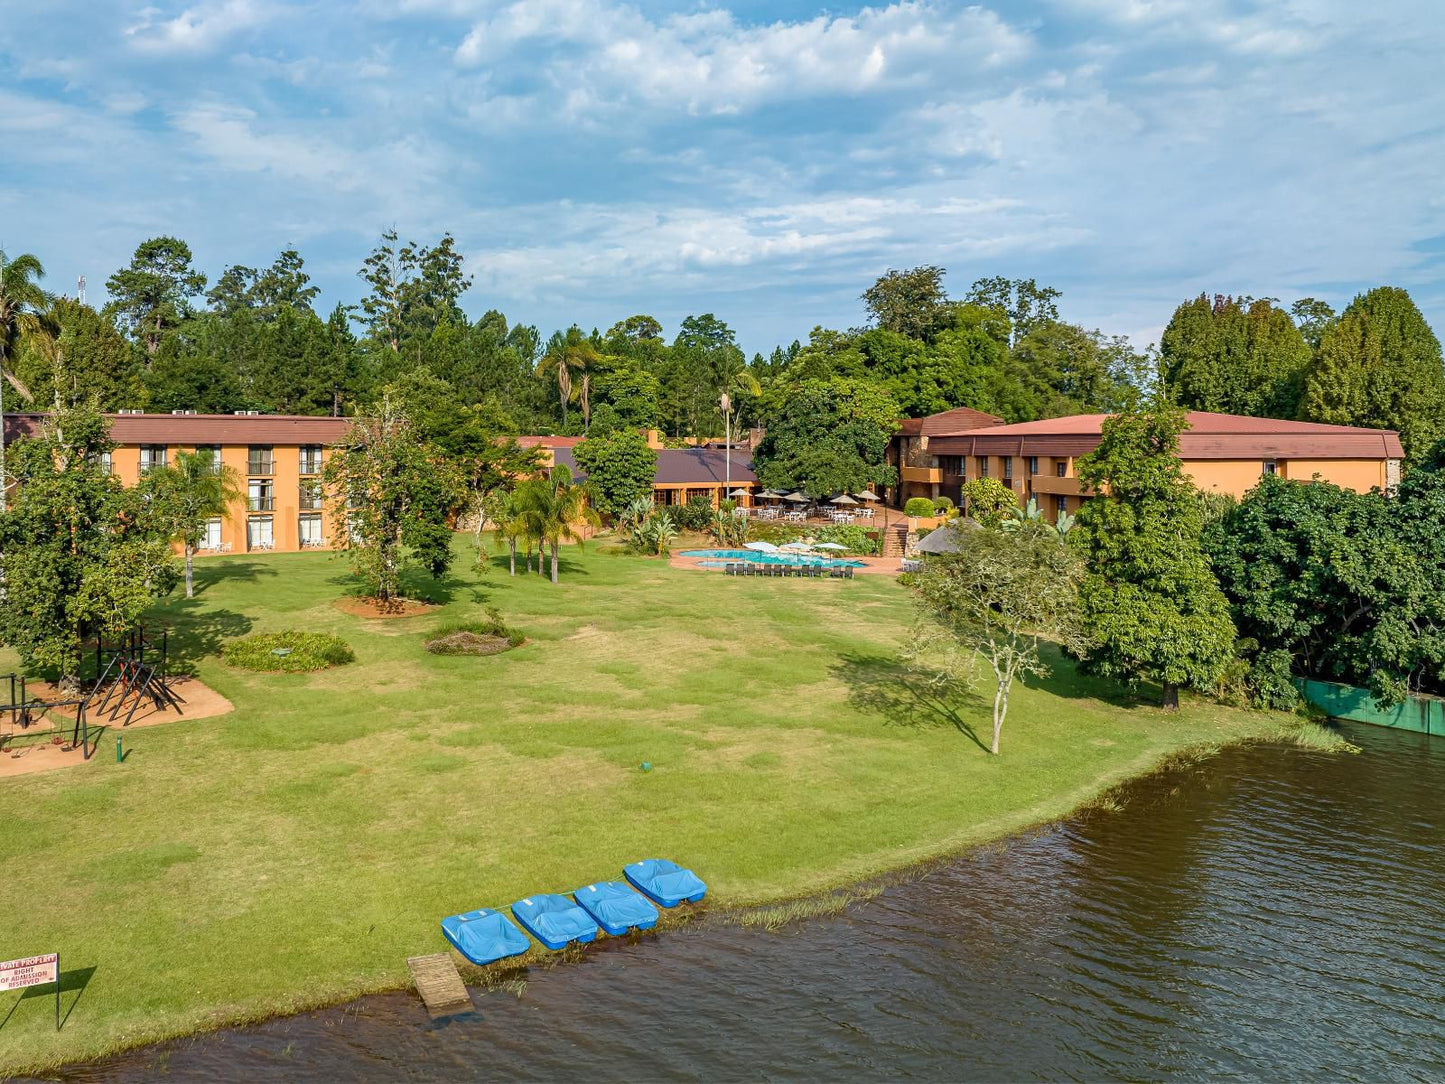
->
4, 412, 355, 554
891, 409, 1405, 522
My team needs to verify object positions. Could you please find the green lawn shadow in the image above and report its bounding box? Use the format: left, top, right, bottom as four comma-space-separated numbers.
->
833, 652, 989, 753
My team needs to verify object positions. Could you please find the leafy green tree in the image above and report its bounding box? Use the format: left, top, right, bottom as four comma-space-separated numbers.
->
1301, 286, 1445, 461
964, 276, 1061, 345
138, 449, 244, 598
16, 297, 137, 410
0, 403, 178, 691
1290, 297, 1335, 350
573, 429, 658, 516
593, 365, 662, 429
671, 314, 747, 436
908, 519, 1087, 754
1160, 294, 1311, 418
357, 230, 472, 353
1207, 470, 1445, 707
862, 266, 950, 341
960, 476, 1017, 526
753, 377, 900, 497
207, 250, 320, 320
1074, 401, 1236, 708
0, 250, 45, 506
105, 236, 207, 358
1010, 321, 1147, 417
324, 395, 465, 605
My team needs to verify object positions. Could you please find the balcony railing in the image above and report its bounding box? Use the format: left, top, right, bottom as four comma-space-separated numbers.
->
299, 453, 323, 475
248, 457, 274, 476
248, 497, 275, 512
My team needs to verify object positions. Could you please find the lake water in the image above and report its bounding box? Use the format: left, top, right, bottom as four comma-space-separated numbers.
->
47, 723, 1445, 1082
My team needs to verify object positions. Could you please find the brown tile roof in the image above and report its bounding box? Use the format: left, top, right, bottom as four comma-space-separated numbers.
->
4, 412, 355, 445
554, 447, 758, 486
936, 411, 1406, 461
917, 406, 1006, 436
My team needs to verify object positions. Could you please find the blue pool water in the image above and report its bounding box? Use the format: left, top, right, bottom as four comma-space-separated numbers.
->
681, 549, 867, 568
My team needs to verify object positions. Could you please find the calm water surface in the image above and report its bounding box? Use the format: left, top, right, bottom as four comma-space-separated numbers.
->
49, 724, 1445, 1082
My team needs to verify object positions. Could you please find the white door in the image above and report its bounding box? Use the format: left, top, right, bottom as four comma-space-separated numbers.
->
203, 518, 222, 550
248, 516, 274, 550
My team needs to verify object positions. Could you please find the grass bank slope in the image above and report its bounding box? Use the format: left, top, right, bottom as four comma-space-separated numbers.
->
0, 540, 1283, 1071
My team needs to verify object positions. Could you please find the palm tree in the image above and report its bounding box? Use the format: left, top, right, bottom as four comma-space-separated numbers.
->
0, 251, 45, 509
144, 449, 244, 597
520, 465, 600, 583
490, 489, 531, 577
539, 327, 600, 430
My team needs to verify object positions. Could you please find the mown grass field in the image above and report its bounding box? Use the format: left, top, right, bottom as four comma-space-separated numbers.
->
0, 536, 1292, 1072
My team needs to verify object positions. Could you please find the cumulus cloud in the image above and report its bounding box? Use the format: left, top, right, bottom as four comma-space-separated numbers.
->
126, 0, 274, 55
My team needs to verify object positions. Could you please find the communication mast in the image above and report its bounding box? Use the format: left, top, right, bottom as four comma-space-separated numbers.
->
77, 275, 86, 305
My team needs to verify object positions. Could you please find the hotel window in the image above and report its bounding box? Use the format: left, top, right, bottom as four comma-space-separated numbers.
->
248, 478, 274, 512
1262, 460, 1279, 476
139, 444, 167, 472
1027, 456, 1039, 475
1056, 496, 1068, 517
299, 480, 323, 511
299, 513, 324, 546
247, 445, 274, 476
938, 456, 963, 475
195, 444, 222, 472
976, 456, 989, 478
247, 515, 274, 551
1003, 457, 1013, 480
1056, 460, 1068, 478
100, 451, 113, 474
299, 444, 323, 475
202, 518, 223, 550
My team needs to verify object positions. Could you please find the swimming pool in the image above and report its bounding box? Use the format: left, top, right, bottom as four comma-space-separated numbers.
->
680, 549, 867, 568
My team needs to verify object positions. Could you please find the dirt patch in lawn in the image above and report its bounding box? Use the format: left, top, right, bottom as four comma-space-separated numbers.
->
0, 677, 233, 779
334, 596, 439, 619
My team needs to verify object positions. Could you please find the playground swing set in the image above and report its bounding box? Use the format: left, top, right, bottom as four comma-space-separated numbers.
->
1, 627, 184, 763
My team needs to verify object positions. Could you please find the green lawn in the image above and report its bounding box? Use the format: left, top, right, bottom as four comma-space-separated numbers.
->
0, 538, 1289, 1072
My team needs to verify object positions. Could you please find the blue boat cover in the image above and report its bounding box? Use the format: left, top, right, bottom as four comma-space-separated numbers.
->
623, 858, 707, 907
440, 908, 530, 966
511, 894, 600, 950
573, 881, 659, 936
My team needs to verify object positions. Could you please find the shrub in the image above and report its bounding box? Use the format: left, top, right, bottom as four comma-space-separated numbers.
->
932, 495, 954, 513
223, 631, 355, 672
672, 494, 716, 532
904, 497, 935, 517
816, 523, 879, 555
747, 521, 806, 546
425, 609, 524, 656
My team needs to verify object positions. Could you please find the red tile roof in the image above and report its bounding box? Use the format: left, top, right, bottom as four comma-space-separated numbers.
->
4, 412, 355, 445
933, 411, 1405, 461
515, 435, 587, 449
916, 406, 1006, 436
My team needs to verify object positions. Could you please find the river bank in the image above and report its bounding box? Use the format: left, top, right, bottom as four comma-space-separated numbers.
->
0, 545, 1314, 1076
39, 718, 1421, 1084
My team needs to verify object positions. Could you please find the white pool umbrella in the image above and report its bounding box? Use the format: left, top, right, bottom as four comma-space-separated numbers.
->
814, 542, 848, 550
745, 541, 780, 552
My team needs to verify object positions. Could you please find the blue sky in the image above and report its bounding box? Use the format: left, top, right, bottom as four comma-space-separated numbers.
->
2, 0, 1441, 357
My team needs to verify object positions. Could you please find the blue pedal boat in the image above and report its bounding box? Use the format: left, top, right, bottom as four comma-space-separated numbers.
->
440, 908, 530, 966
623, 858, 707, 907
574, 881, 659, 936
511, 894, 600, 950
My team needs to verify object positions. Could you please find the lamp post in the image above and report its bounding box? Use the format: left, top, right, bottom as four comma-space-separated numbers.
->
720, 391, 731, 505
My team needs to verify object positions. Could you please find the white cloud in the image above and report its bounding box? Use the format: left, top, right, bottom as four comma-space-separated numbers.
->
126, 0, 274, 55
454, 0, 1032, 117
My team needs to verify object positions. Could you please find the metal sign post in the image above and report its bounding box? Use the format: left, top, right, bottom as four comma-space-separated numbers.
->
0, 953, 61, 1029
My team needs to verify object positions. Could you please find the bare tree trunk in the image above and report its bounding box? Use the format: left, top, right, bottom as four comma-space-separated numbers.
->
185, 543, 196, 598
992, 680, 1006, 755
508, 539, 516, 577
550, 543, 559, 583
1162, 682, 1180, 711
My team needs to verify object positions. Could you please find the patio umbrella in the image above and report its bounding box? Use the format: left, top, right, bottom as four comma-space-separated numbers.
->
745, 541, 780, 552
856, 490, 880, 501
829, 494, 859, 505
783, 491, 808, 502
728, 488, 751, 497
814, 542, 848, 550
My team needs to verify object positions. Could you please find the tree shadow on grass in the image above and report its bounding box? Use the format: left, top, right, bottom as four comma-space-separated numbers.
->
145, 607, 254, 676
186, 559, 280, 597
833, 652, 990, 753
1029, 644, 1156, 710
